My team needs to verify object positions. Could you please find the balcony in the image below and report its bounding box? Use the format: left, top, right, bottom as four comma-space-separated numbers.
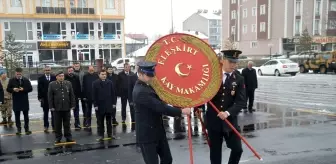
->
70, 8, 95, 15
36, 7, 66, 14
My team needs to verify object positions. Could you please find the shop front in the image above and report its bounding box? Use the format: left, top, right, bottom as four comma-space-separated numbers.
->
37, 41, 71, 63
21, 42, 38, 67
312, 37, 336, 52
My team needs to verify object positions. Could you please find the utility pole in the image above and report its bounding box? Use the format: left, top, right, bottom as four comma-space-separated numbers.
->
20, 0, 27, 69
170, 0, 174, 34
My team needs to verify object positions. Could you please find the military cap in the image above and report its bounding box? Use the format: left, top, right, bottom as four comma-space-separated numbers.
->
137, 61, 157, 77
220, 50, 242, 63
55, 71, 64, 76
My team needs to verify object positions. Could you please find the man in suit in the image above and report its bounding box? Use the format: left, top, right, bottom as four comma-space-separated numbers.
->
242, 61, 258, 113
128, 65, 138, 124
7, 68, 33, 135
48, 71, 76, 143
206, 50, 246, 164
65, 66, 82, 129
133, 61, 191, 164
37, 66, 56, 132
106, 66, 118, 125
92, 70, 116, 140
117, 63, 135, 123
73, 63, 86, 125
82, 66, 99, 130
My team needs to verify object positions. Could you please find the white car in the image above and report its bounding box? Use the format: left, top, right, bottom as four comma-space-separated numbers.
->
111, 58, 135, 70
258, 59, 299, 76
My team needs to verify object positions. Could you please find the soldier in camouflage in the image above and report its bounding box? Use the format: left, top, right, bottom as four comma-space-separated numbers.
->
0, 72, 13, 125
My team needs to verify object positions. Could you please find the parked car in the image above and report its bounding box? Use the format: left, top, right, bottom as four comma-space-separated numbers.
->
258, 59, 299, 76
38, 63, 63, 68
111, 58, 135, 70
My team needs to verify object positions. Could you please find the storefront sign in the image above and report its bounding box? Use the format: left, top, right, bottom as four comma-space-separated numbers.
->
104, 34, 121, 40
21, 42, 37, 51
37, 41, 71, 49
43, 34, 62, 40
313, 37, 336, 44
76, 34, 89, 40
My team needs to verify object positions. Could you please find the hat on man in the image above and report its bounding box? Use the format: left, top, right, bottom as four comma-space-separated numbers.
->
55, 71, 64, 76
137, 61, 157, 77
220, 50, 242, 63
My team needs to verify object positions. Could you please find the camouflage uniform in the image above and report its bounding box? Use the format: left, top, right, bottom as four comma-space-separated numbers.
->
0, 78, 13, 124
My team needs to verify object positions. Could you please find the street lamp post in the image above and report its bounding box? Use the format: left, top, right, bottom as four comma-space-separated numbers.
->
19, 0, 27, 68
268, 43, 273, 60
170, 0, 174, 34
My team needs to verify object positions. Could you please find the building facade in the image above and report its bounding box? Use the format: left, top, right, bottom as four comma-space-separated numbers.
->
183, 9, 222, 48
222, 0, 336, 58
0, 0, 125, 65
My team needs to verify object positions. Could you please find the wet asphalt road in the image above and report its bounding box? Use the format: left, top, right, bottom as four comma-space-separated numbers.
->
0, 73, 335, 163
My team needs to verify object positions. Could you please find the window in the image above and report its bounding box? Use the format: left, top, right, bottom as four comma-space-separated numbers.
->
314, 19, 320, 35
260, 5, 266, 15
231, 10, 236, 19
231, 0, 236, 4
231, 26, 236, 34
11, 0, 22, 7
311, 45, 318, 51
102, 23, 121, 40
328, 19, 336, 29
70, 22, 94, 40
38, 22, 66, 40
4, 22, 33, 40
58, 0, 65, 7
243, 25, 247, 33
210, 28, 218, 33
251, 24, 256, 32
252, 7, 257, 16
106, 0, 115, 8
42, 0, 51, 7
331, 0, 336, 11
250, 41, 258, 48
243, 9, 248, 18
260, 22, 266, 32
315, 0, 321, 16
296, 0, 301, 16
77, 0, 87, 7
295, 19, 301, 35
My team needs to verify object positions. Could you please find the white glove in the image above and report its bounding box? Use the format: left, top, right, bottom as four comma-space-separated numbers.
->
94, 107, 98, 110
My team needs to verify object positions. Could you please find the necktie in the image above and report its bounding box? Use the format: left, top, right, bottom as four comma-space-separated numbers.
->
47, 76, 50, 81
224, 73, 230, 85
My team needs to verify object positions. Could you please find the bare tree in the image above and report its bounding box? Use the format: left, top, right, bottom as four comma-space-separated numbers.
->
223, 37, 237, 50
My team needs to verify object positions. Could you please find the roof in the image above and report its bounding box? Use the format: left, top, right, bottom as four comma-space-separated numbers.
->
198, 13, 221, 20
179, 30, 208, 39
127, 44, 151, 57
125, 36, 143, 44
125, 33, 148, 39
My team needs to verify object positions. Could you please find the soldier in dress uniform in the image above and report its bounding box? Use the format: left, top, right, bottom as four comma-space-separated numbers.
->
206, 50, 246, 164
132, 61, 191, 164
48, 71, 76, 143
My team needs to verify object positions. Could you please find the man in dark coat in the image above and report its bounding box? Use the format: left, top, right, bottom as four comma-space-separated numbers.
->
206, 50, 246, 164
133, 61, 191, 164
106, 66, 118, 125
82, 66, 99, 129
117, 62, 135, 123
242, 61, 258, 113
73, 63, 86, 125
64, 66, 82, 129
37, 66, 56, 132
92, 70, 116, 140
128, 65, 138, 124
7, 68, 33, 135
48, 71, 76, 143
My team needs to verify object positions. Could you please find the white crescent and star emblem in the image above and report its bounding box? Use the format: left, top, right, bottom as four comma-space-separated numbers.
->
174, 63, 192, 77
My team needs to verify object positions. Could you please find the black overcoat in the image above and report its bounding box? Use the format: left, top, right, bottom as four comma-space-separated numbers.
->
92, 79, 116, 115
7, 77, 33, 112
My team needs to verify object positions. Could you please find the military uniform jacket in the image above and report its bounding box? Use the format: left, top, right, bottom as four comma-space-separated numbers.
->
132, 80, 182, 144
48, 80, 76, 111
206, 72, 246, 132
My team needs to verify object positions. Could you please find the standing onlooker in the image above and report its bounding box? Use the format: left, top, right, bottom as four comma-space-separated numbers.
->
37, 66, 56, 132
128, 65, 138, 124
117, 63, 135, 124
65, 66, 82, 129
82, 66, 99, 130
242, 61, 258, 113
48, 71, 76, 143
73, 63, 86, 125
106, 66, 118, 125
0, 72, 12, 125
92, 70, 116, 140
7, 68, 33, 135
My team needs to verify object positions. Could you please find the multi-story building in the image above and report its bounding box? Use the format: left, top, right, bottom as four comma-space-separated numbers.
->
0, 0, 125, 65
183, 9, 222, 48
222, 0, 336, 58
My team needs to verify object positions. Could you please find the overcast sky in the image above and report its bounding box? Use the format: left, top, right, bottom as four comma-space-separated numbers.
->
124, 0, 221, 37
